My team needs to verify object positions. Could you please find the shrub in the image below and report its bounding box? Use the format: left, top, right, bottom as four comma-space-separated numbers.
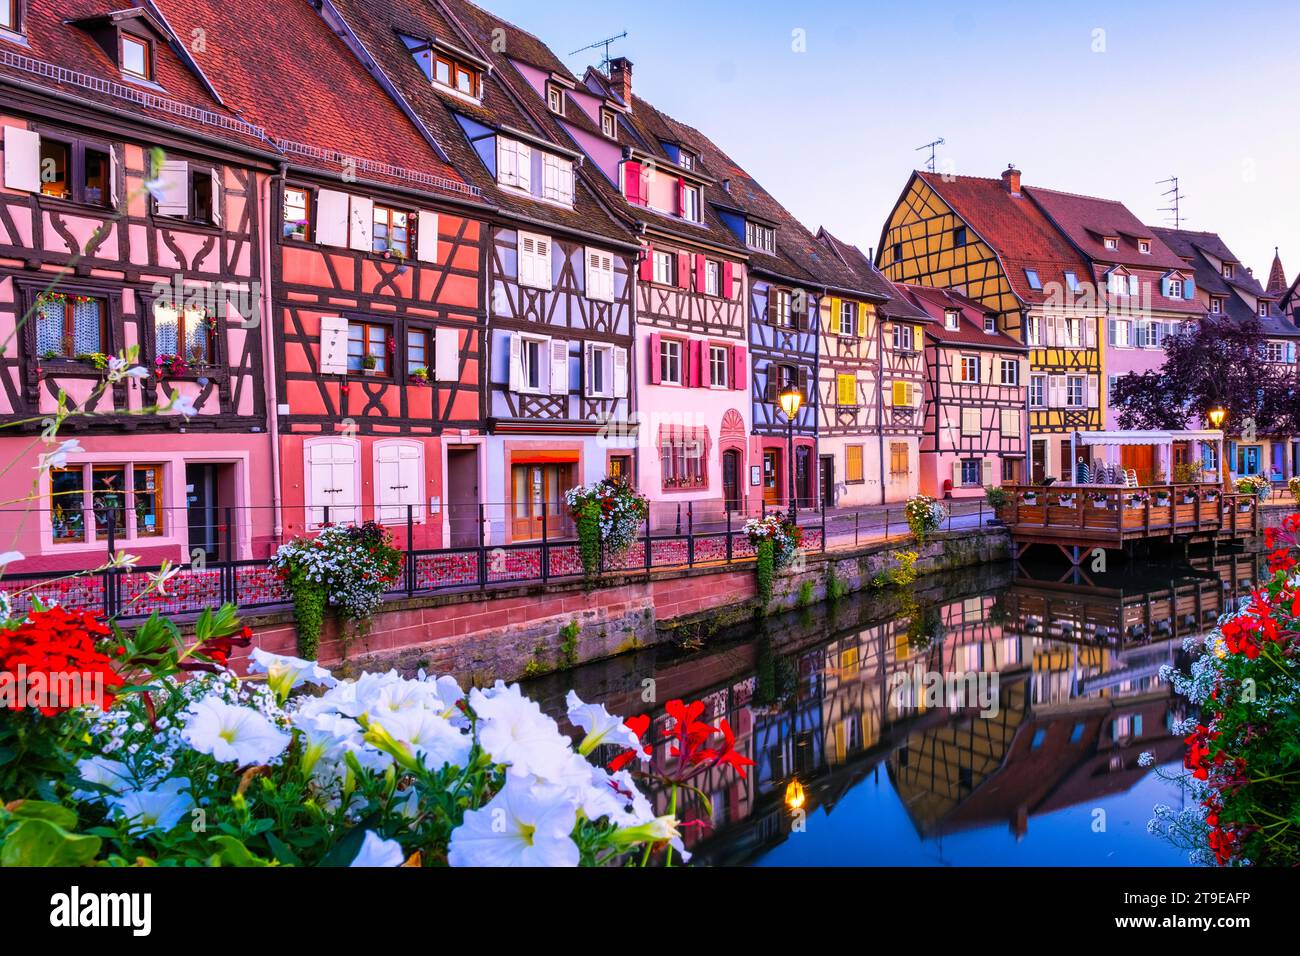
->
984, 485, 1009, 510
1234, 474, 1271, 501
904, 496, 946, 544
566, 478, 650, 584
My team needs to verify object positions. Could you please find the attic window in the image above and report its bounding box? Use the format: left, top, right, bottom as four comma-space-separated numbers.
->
601, 109, 616, 139
1064, 271, 1080, 292
678, 149, 695, 171
1222, 263, 1234, 279
546, 84, 565, 116
1258, 301, 1269, 318
412, 40, 483, 100
1024, 269, 1042, 290
121, 34, 152, 81
983, 314, 997, 333
1210, 297, 1224, 314
944, 309, 959, 330
1103, 236, 1118, 250
746, 221, 775, 254
952, 226, 967, 246
1138, 239, 1151, 254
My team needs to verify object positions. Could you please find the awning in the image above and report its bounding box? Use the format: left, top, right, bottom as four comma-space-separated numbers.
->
1075, 429, 1223, 447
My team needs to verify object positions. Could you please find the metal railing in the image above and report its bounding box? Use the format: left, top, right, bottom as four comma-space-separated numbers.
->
0, 495, 997, 622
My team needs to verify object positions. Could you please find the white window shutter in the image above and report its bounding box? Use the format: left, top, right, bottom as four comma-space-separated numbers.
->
307, 440, 358, 527
882, 381, 894, 407
536, 236, 552, 290
951, 354, 962, 381
3, 126, 40, 193
156, 160, 190, 217
613, 346, 629, 398
518, 234, 534, 287
951, 459, 963, 488
549, 338, 569, 395
209, 167, 222, 227
517, 143, 532, 192
1087, 375, 1100, 408
1049, 375, 1065, 408
912, 383, 923, 408
315, 189, 349, 247
498, 139, 516, 186
375, 442, 424, 524
318, 315, 350, 375
508, 332, 523, 392
434, 327, 459, 382
348, 195, 373, 252
416, 210, 439, 263
982, 458, 994, 487
109, 146, 120, 209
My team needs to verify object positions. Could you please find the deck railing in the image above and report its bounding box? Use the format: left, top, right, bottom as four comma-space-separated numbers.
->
1000, 484, 1260, 540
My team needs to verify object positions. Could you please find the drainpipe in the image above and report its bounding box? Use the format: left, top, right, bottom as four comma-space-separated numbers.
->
259, 163, 287, 548
877, 316, 887, 504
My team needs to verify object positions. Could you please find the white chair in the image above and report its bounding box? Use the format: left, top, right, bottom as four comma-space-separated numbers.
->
1124, 469, 1139, 488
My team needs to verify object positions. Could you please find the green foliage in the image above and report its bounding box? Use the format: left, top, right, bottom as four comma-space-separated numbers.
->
887, 550, 919, 587
0, 802, 101, 867
826, 566, 849, 601
984, 485, 1009, 509
796, 580, 815, 608
755, 538, 775, 608
291, 576, 327, 660
559, 620, 580, 669
575, 500, 602, 588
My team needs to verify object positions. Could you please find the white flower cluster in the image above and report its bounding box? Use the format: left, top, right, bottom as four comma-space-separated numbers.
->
904, 495, 947, 537
268, 525, 397, 620
564, 481, 649, 556
743, 513, 800, 568
75, 652, 673, 867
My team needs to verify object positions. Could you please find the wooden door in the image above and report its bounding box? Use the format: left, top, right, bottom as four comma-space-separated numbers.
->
1121, 445, 1156, 484
722, 450, 740, 511
820, 456, 834, 508
510, 463, 573, 541
763, 449, 780, 505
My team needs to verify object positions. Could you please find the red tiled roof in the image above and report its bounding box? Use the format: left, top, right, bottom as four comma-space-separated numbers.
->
915, 171, 1092, 307
898, 284, 1026, 351
1026, 185, 1185, 270
817, 228, 926, 319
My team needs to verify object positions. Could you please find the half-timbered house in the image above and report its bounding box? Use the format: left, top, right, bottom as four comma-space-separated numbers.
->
897, 286, 1028, 499
878, 167, 1100, 484
0, 1, 276, 572
1154, 227, 1300, 482
318, 0, 641, 545
816, 231, 924, 505
154, 0, 492, 552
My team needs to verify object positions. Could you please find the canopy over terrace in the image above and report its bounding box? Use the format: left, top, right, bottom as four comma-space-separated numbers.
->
1070, 430, 1224, 486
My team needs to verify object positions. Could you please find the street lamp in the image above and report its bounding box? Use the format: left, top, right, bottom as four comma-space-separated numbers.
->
779, 385, 804, 517
1208, 405, 1228, 486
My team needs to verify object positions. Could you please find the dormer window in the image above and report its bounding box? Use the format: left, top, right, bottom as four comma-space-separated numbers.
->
983, 314, 997, 333
1103, 236, 1118, 250
678, 149, 696, 171
1259, 301, 1269, 318
746, 221, 775, 254
1138, 239, 1151, 254
1210, 297, 1224, 314
1167, 278, 1183, 299
546, 84, 565, 115
120, 34, 152, 81
944, 309, 959, 330
680, 183, 700, 222
406, 34, 483, 101
1223, 263, 1235, 279
497, 136, 574, 207
601, 109, 616, 139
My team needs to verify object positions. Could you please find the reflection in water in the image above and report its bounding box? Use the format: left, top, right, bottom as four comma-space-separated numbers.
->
525, 550, 1260, 866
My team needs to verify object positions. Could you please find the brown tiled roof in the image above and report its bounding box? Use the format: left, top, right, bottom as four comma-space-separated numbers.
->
1027, 186, 1185, 270
1267, 248, 1289, 294
322, 0, 631, 242
914, 171, 1092, 307
816, 228, 927, 323
898, 284, 1026, 351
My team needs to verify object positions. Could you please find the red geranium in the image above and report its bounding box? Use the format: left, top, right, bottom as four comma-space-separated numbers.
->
0, 605, 124, 716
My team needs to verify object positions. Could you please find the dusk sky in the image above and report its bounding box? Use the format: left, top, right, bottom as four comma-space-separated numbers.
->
487, 0, 1300, 284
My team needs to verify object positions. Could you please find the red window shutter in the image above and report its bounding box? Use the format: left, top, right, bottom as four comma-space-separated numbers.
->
648, 332, 661, 384
677, 177, 687, 216
694, 254, 706, 293
688, 339, 702, 387
676, 251, 690, 290
722, 261, 734, 299
624, 161, 642, 205
731, 345, 747, 391
639, 244, 654, 283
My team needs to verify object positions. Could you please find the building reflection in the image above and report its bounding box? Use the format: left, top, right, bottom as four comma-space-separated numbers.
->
620, 550, 1258, 864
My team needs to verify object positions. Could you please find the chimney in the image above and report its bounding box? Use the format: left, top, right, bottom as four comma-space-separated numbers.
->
609, 57, 633, 109
1001, 164, 1021, 196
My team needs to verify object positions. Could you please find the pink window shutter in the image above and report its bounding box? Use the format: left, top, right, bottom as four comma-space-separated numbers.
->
639, 244, 654, 283
676, 251, 691, 290
647, 332, 661, 384
625, 161, 642, 205
694, 254, 706, 293
677, 177, 687, 216
723, 261, 735, 300
732, 345, 747, 391
689, 339, 703, 387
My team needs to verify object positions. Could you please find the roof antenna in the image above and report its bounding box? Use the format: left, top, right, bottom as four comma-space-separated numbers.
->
1157, 176, 1185, 229
570, 32, 628, 74
915, 138, 944, 173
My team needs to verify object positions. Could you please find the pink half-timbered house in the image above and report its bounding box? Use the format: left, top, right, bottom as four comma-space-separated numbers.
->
0, 1, 276, 572
156, 0, 492, 552
898, 286, 1028, 499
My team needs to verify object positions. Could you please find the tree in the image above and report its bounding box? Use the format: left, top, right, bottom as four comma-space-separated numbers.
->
1110, 317, 1298, 435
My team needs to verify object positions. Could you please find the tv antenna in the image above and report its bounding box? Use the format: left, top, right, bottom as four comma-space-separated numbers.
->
916, 138, 945, 173
570, 31, 628, 73
1158, 176, 1185, 229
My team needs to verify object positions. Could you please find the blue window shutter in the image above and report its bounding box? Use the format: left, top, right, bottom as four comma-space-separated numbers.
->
1184, 277, 1196, 300
1160, 276, 1171, 298
1288, 343, 1296, 363
1108, 318, 1116, 345
1129, 275, 1140, 297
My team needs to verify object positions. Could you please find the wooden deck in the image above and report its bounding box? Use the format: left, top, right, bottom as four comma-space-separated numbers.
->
1000, 484, 1260, 564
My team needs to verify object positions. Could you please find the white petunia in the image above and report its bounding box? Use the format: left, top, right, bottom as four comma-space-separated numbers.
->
72, 756, 136, 803
448, 778, 579, 867
565, 690, 645, 757
470, 682, 572, 779
38, 439, 83, 471
181, 696, 291, 765
249, 648, 338, 703
380, 709, 472, 773
110, 778, 194, 836
166, 390, 198, 418
350, 830, 406, 867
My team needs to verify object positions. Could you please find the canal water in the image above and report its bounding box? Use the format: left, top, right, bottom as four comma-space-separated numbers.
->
523, 548, 1262, 866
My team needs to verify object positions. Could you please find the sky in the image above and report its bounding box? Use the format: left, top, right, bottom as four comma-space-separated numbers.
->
486, 0, 1300, 285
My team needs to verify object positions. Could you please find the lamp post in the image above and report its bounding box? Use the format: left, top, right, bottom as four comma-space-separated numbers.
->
779, 385, 804, 519
1208, 405, 1228, 488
